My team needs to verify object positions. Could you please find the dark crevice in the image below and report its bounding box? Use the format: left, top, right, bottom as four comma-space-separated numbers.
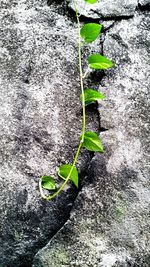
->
67, 6, 135, 23
137, 3, 150, 11
32, 2, 149, 266
32, 2, 112, 266
63, 2, 134, 24
88, 9, 134, 21
31, 157, 94, 266
100, 127, 109, 132
33, 5, 112, 267
78, 152, 95, 189
4, 187, 78, 267
58, 1, 135, 28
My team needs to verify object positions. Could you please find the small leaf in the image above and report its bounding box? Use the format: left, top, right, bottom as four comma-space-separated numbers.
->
80, 23, 102, 43
80, 88, 105, 105
82, 131, 103, 152
41, 176, 56, 190
88, 54, 113, 70
84, 0, 97, 4
58, 164, 79, 188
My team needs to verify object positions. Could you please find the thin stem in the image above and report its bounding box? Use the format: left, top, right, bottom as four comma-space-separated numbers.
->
39, 0, 86, 200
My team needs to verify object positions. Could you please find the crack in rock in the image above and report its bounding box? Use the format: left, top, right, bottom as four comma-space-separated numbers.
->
32, 7, 150, 267
0, 0, 149, 266
138, 0, 150, 10
69, 0, 138, 19
0, 0, 102, 266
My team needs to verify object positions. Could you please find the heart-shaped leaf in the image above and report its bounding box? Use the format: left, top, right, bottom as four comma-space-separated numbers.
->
84, 0, 97, 3
82, 131, 103, 152
58, 164, 79, 188
80, 88, 105, 105
41, 176, 56, 190
80, 23, 102, 43
88, 54, 113, 70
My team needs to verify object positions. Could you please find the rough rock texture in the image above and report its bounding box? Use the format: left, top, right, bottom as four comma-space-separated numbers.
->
70, 0, 137, 19
33, 8, 150, 267
0, 1, 100, 266
1, 0, 150, 266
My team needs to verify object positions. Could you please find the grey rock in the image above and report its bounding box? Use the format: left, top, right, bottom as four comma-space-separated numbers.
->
69, 0, 138, 19
33, 11, 150, 267
0, 0, 100, 266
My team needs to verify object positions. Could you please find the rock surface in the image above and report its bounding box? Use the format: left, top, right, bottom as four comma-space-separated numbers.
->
69, 0, 137, 19
33, 8, 150, 267
0, 1, 100, 266
1, 0, 150, 266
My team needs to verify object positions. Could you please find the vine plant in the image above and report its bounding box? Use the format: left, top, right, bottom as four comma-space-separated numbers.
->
39, 0, 113, 200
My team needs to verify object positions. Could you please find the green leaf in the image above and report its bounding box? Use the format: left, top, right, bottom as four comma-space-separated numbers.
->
88, 54, 113, 70
82, 131, 103, 152
58, 164, 79, 188
41, 176, 56, 190
84, 0, 97, 4
80, 23, 102, 43
80, 88, 105, 105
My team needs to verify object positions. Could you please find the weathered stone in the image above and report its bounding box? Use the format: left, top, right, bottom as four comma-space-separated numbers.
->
33, 11, 150, 267
69, 0, 137, 19
0, 1, 100, 266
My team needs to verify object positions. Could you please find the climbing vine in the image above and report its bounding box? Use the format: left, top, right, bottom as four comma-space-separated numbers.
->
39, 0, 113, 200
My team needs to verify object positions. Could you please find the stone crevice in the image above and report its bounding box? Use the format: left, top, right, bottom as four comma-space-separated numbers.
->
32, 3, 150, 265
31, 4, 128, 262
31, 11, 114, 266
138, 3, 150, 11
0, 0, 149, 266
32, 1, 150, 263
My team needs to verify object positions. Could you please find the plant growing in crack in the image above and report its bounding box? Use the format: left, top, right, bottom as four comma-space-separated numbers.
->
39, 0, 113, 200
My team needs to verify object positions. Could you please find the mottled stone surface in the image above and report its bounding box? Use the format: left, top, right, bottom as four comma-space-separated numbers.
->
70, 0, 138, 19
0, 1, 100, 266
1, 0, 150, 266
33, 10, 150, 267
